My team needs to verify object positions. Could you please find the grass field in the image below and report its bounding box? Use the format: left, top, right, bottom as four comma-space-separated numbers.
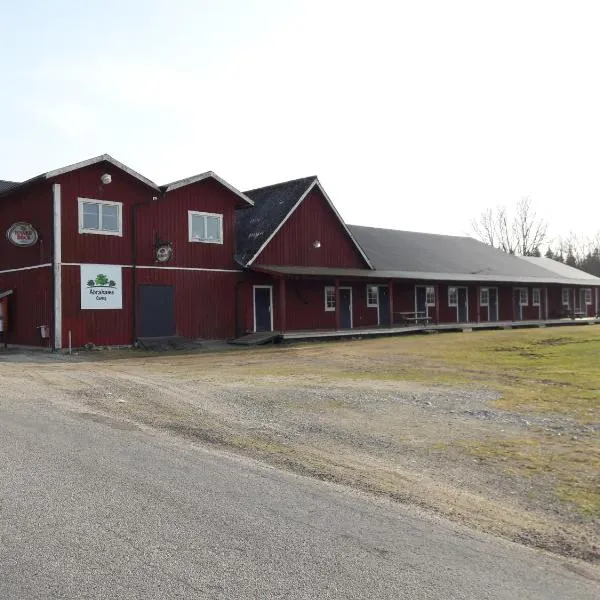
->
3, 324, 599, 562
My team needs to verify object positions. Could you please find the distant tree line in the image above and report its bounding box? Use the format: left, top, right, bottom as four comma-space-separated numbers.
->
471, 198, 600, 276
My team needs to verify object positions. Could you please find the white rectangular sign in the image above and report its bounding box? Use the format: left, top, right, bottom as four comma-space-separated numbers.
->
80, 264, 123, 310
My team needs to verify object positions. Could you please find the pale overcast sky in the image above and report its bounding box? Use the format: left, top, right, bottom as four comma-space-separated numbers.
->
1, 1, 599, 244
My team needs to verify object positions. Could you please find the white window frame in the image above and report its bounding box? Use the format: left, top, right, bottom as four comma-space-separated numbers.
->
448, 287, 458, 307
584, 288, 592, 306
479, 287, 489, 307
366, 285, 379, 307
562, 288, 571, 307
324, 286, 336, 311
425, 286, 435, 306
188, 210, 223, 244
518, 287, 529, 306
532, 288, 541, 306
78, 198, 123, 236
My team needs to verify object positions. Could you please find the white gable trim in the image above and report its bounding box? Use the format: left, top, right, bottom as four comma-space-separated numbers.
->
44, 154, 159, 190
163, 171, 254, 206
246, 180, 317, 266
313, 180, 373, 269
246, 178, 374, 269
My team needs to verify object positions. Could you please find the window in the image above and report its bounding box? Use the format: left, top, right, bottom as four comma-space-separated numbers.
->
324, 286, 336, 311
518, 287, 528, 306
425, 286, 435, 306
448, 287, 457, 307
532, 288, 541, 306
480, 287, 489, 306
562, 288, 571, 306
366, 285, 379, 307
585, 288, 593, 305
188, 211, 223, 244
78, 198, 122, 236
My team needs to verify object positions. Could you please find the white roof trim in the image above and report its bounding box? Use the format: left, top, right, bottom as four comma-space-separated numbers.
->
246, 178, 374, 269
163, 171, 254, 206
44, 154, 159, 190
313, 180, 374, 269
246, 180, 317, 266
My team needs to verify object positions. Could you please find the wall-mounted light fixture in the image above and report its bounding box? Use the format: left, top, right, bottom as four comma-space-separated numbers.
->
100, 173, 112, 185
313, 240, 321, 249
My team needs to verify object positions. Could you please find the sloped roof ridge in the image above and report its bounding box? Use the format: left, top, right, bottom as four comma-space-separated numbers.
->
243, 175, 317, 195
349, 223, 474, 240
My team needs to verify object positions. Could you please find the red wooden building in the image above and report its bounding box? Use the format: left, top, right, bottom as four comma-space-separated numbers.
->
1, 154, 599, 349
0, 155, 251, 348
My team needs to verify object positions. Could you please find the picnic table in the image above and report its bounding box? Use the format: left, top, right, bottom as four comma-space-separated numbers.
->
395, 311, 433, 326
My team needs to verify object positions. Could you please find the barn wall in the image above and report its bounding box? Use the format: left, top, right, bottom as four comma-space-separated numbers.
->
62, 265, 239, 347
0, 266, 52, 346
56, 163, 155, 265
254, 188, 368, 268
0, 180, 53, 270
138, 179, 241, 269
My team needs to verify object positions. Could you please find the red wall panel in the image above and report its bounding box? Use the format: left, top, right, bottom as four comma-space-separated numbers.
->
137, 179, 241, 269
0, 181, 53, 270
62, 265, 239, 347
56, 163, 154, 266
254, 188, 368, 268
0, 266, 52, 346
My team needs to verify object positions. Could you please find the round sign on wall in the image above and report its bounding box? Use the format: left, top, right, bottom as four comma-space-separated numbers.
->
6, 222, 39, 247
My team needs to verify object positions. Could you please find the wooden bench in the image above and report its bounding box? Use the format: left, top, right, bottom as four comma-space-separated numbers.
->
396, 311, 433, 326
553, 308, 587, 319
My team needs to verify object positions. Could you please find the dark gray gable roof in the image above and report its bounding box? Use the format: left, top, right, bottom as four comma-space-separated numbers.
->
235, 176, 317, 265
0, 180, 20, 193
348, 225, 599, 283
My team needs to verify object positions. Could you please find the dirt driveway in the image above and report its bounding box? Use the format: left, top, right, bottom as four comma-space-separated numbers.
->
1, 327, 598, 564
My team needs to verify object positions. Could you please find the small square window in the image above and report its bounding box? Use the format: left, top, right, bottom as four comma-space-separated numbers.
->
562, 288, 571, 307
366, 285, 378, 307
78, 198, 122, 236
480, 287, 489, 306
189, 211, 223, 244
425, 286, 435, 306
448, 287, 457, 307
532, 288, 541, 306
324, 286, 336, 311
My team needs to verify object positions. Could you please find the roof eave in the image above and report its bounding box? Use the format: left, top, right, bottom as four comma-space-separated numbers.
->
44, 154, 160, 190
163, 171, 254, 207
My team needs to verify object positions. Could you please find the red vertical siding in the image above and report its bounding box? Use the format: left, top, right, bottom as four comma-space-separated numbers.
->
0, 266, 52, 346
254, 188, 368, 268
137, 179, 240, 269
56, 163, 154, 265
0, 181, 53, 270
62, 265, 239, 347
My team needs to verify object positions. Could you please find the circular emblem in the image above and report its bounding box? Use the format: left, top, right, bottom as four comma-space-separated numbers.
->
6, 222, 38, 247
155, 243, 173, 263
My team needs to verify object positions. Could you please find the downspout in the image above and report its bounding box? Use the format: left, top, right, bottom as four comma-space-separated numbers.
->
131, 192, 164, 345
131, 202, 139, 345
52, 183, 62, 350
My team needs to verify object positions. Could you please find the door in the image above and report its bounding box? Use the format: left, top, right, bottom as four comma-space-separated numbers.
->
488, 287, 499, 322
457, 287, 468, 322
513, 289, 522, 321
254, 286, 272, 332
415, 286, 427, 316
339, 288, 352, 329
378, 286, 390, 326
578, 289, 587, 316
138, 284, 176, 337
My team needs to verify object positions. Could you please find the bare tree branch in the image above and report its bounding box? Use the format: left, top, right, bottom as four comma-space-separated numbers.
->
471, 197, 547, 256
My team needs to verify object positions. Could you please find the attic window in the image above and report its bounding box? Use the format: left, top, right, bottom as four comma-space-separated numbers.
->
188, 211, 223, 244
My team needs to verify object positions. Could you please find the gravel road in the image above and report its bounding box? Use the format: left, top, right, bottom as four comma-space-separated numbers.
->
1, 390, 600, 599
